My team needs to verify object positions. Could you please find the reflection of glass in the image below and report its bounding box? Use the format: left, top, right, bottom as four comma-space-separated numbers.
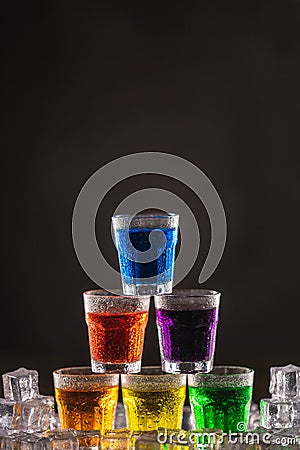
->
53, 367, 119, 433
121, 367, 186, 431
112, 214, 179, 295
83, 290, 150, 373
188, 366, 254, 433
154, 290, 220, 373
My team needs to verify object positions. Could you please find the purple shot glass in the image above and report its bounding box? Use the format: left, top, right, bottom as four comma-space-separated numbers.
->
154, 289, 221, 374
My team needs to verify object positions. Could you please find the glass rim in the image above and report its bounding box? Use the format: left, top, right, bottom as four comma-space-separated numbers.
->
53, 366, 120, 380
189, 365, 254, 378
112, 213, 179, 220
188, 365, 254, 388
154, 289, 221, 299
121, 366, 186, 389
121, 365, 186, 379
83, 289, 150, 300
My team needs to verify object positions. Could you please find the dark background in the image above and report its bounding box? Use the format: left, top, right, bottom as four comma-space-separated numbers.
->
2, 1, 300, 403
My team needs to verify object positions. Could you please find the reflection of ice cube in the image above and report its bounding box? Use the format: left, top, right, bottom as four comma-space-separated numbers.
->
114, 403, 126, 429
2, 368, 39, 402
182, 405, 194, 431
248, 402, 260, 431
260, 398, 294, 429
269, 364, 300, 399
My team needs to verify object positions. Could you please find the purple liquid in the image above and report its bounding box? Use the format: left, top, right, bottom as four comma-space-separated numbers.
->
156, 308, 218, 362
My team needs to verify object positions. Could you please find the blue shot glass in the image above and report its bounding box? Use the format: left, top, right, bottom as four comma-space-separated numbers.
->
112, 214, 179, 295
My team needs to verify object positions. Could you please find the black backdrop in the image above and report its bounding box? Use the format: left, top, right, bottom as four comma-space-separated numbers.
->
2, 1, 300, 403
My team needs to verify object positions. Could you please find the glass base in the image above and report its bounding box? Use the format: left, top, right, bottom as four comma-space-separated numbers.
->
162, 360, 213, 374
91, 359, 141, 374
122, 280, 172, 295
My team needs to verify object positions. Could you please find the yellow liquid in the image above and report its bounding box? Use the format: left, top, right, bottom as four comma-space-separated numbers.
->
55, 386, 118, 433
122, 386, 186, 431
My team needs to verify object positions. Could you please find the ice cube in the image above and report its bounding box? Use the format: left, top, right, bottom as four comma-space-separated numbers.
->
7, 432, 46, 450
0, 399, 16, 430
38, 396, 59, 430
260, 398, 294, 429
101, 429, 131, 449
2, 368, 39, 402
13, 399, 51, 432
38, 396, 55, 408
269, 364, 300, 399
188, 429, 223, 449
268, 428, 300, 444
130, 431, 160, 449
43, 430, 79, 450
0, 430, 8, 450
291, 399, 300, 427
73, 430, 101, 449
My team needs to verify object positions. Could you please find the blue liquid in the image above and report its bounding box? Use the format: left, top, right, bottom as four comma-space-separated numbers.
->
115, 227, 178, 285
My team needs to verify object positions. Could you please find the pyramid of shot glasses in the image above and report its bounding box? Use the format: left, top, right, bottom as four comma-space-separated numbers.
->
76, 212, 254, 435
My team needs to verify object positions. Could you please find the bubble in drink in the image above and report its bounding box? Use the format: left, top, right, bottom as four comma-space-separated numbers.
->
188, 384, 252, 433
122, 385, 186, 431
112, 214, 179, 295
55, 385, 118, 432
115, 227, 177, 284
156, 307, 218, 363
154, 291, 220, 373
86, 311, 148, 364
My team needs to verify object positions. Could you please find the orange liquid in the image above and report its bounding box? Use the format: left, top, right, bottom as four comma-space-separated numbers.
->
86, 311, 148, 363
55, 385, 118, 432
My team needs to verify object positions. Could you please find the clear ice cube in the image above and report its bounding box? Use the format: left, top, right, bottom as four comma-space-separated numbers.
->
43, 430, 79, 450
0, 399, 15, 430
73, 430, 101, 449
260, 398, 294, 429
38, 396, 59, 430
101, 429, 131, 449
0, 429, 8, 449
131, 431, 160, 449
13, 399, 51, 432
269, 364, 300, 399
7, 432, 45, 450
291, 399, 300, 427
2, 368, 39, 402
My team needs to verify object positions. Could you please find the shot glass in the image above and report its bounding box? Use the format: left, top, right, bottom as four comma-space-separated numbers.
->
121, 366, 186, 432
53, 367, 119, 433
188, 366, 254, 433
83, 290, 150, 373
154, 290, 221, 373
111, 214, 179, 295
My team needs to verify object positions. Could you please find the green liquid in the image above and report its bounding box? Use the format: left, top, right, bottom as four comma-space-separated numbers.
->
188, 385, 252, 433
